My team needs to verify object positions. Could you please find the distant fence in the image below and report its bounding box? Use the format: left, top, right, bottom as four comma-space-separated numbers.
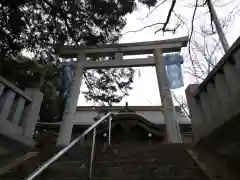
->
0, 75, 43, 147
186, 36, 240, 143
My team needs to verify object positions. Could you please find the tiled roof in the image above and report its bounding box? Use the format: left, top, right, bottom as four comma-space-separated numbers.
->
76, 106, 182, 112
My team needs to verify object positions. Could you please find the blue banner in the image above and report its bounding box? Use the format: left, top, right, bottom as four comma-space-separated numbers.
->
61, 64, 76, 98
164, 54, 183, 65
164, 54, 184, 89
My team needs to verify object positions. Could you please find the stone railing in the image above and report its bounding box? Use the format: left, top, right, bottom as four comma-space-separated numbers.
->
186, 36, 240, 143
0, 76, 43, 147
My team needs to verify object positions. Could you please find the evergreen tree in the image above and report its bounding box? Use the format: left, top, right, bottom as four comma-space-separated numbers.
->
0, 0, 139, 122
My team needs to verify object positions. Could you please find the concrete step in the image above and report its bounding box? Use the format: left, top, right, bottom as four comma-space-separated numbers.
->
103, 143, 190, 151
95, 144, 190, 154
94, 149, 194, 165
92, 165, 207, 179
95, 151, 192, 159
0, 178, 206, 180
95, 157, 196, 166
91, 178, 206, 180
0, 143, 209, 180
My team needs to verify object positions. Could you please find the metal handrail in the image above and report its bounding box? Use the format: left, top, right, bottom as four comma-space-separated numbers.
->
25, 112, 113, 180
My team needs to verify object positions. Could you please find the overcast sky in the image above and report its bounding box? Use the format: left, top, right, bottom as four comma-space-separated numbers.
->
78, 0, 240, 107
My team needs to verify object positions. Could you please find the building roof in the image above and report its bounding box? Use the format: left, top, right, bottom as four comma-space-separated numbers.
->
76, 106, 182, 112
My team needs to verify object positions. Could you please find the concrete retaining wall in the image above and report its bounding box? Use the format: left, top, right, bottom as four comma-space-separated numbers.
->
0, 76, 43, 147
186, 36, 240, 143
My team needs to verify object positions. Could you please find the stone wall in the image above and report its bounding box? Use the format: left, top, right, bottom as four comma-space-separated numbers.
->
193, 112, 240, 179
186, 36, 240, 143
0, 76, 43, 147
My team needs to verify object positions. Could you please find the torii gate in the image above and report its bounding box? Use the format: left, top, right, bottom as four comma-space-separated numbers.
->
56, 36, 188, 146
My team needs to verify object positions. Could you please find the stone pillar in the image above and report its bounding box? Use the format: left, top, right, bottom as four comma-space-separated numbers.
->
57, 53, 85, 146
22, 89, 43, 138
214, 73, 231, 122
233, 48, 240, 72
154, 49, 182, 143
10, 97, 26, 124
0, 83, 4, 96
0, 90, 16, 122
232, 49, 240, 111
207, 83, 223, 129
223, 62, 240, 99
199, 92, 213, 134
185, 84, 205, 143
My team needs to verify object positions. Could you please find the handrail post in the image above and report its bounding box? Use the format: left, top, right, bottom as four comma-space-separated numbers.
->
108, 115, 112, 146
89, 127, 96, 178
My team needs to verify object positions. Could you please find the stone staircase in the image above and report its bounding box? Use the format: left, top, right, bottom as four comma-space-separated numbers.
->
1, 141, 210, 180
92, 143, 209, 180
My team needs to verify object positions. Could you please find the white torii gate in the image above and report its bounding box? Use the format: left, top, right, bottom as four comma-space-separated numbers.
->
56, 36, 188, 146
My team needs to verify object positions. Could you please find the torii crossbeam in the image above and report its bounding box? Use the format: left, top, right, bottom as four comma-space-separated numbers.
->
56, 36, 188, 146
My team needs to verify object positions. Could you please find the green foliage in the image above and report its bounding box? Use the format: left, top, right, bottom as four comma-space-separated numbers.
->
83, 68, 134, 105
0, 0, 136, 59
34, 129, 59, 148
0, 0, 146, 122
139, 0, 157, 7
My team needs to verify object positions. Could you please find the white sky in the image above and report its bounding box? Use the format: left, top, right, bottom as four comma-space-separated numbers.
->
77, 0, 240, 107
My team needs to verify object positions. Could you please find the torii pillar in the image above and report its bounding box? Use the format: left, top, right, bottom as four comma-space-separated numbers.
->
154, 49, 182, 143
56, 53, 85, 146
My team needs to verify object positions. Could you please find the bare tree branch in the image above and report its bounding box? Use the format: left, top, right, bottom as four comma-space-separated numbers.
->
170, 91, 190, 119
139, 0, 168, 20
156, 0, 176, 33
123, 0, 179, 35
154, 23, 180, 34
188, 0, 200, 82
122, 22, 164, 35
